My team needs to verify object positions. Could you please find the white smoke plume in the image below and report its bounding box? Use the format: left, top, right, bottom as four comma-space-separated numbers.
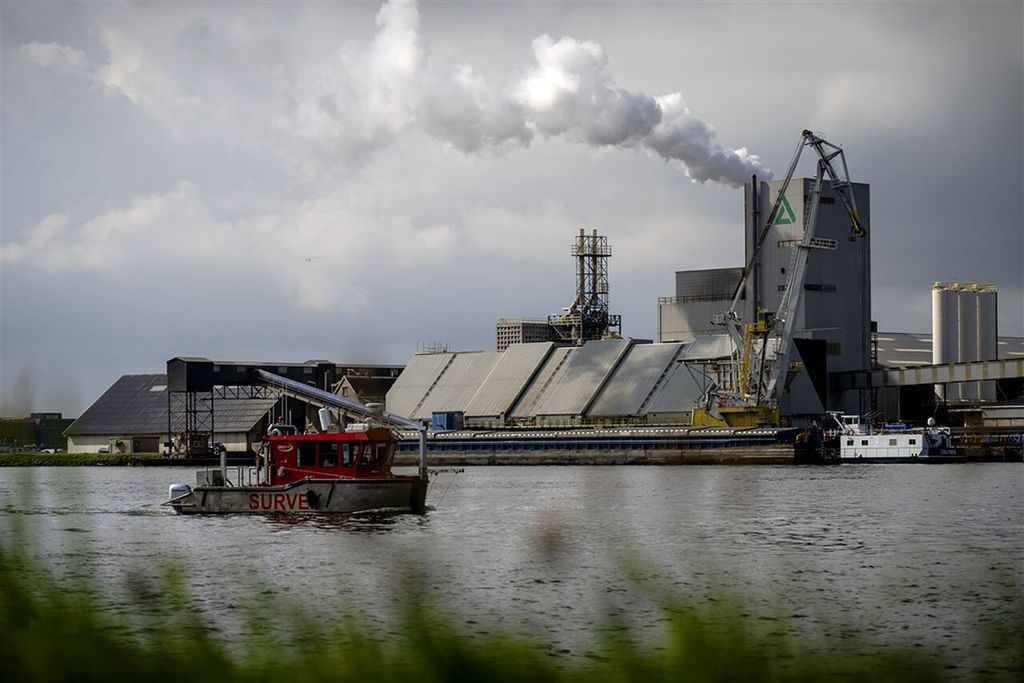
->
363, 1, 771, 184
21, 0, 771, 185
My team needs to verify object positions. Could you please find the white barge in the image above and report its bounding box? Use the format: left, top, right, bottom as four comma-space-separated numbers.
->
831, 414, 962, 463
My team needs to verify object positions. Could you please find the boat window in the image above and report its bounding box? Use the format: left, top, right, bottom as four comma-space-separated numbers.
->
321, 442, 340, 468
846, 439, 854, 446
361, 444, 376, 468
298, 442, 316, 468
888, 438, 898, 446
909, 438, 916, 445
341, 443, 356, 467
375, 443, 389, 466
861, 440, 868, 446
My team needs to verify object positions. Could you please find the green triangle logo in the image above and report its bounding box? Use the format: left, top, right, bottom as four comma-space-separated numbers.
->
774, 195, 796, 225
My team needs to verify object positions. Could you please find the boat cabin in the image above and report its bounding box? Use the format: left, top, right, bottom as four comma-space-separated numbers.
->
264, 427, 397, 485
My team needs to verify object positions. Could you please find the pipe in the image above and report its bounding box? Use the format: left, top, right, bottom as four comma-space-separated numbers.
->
419, 430, 428, 478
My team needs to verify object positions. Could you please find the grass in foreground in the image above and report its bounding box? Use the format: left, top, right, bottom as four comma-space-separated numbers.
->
3, 538, 1008, 683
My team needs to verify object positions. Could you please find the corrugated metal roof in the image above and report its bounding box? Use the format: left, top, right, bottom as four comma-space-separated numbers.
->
509, 346, 573, 418
65, 374, 276, 436
413, 351, 501, 419
644, 360, 707, 416
465, 342, 554, 417
588, 343, 684, 417
384, 353, 455, 418
682, 334, 734, 360
530, 339, 632, 417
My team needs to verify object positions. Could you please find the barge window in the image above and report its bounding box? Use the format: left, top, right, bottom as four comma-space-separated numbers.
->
298, 442, 316, 468
321, 442, 340, 468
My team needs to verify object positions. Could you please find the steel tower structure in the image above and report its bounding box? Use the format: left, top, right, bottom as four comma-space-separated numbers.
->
548, 228, 622, 345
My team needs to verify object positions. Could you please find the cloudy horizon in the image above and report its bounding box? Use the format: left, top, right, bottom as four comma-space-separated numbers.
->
2, 0, 1022, 416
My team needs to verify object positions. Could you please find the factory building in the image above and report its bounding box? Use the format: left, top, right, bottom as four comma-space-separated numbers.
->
496, 318, 552, 352
386, 337, 735, 428
658, 178, 871, 418
496, 229, 622, 351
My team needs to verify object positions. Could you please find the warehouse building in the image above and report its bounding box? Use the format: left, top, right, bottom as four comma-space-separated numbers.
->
386, 337, 737, 428
66, 360, 405, 454
64, 374, 277, 454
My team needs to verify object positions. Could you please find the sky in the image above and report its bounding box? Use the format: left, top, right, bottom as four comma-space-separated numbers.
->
2, 0, 1022, 416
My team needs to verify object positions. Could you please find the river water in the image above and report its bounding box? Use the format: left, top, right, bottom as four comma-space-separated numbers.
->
2, 463, 1021, 677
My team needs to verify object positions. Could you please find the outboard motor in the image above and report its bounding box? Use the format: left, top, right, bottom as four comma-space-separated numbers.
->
168, 483, 192, 501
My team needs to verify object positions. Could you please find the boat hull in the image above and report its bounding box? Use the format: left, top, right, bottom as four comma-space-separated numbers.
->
168, 476, 428, 515
839, 454, 966, 464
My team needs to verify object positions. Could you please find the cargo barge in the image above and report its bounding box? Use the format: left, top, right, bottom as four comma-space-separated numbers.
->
393, 426, 802, 465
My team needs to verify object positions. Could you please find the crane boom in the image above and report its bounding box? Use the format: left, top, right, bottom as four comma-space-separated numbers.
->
699, 130, 864, 428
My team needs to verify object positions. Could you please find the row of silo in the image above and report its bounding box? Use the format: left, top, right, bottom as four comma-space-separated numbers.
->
931, 282, 998, 401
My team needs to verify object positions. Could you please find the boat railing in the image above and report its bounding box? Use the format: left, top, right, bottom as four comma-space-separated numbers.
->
197, 466, 261, 488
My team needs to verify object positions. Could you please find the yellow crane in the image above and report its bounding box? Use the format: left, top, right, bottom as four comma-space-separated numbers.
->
694, 130, 866, 428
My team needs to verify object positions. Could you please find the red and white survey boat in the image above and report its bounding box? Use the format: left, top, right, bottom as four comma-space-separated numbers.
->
164, 370, 429, 515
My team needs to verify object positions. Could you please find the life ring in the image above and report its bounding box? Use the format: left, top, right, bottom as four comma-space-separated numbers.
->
846, 428, 855, 436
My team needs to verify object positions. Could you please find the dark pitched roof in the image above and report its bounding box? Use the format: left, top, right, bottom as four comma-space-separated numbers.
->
342, 375, 397, 399
65, 374, 276, 436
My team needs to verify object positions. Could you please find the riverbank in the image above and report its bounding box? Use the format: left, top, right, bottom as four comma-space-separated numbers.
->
0, 453, 255, 467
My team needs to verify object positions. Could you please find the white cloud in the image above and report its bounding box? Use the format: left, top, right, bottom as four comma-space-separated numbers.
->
20, 41, 89, 75
0, 182, 459, 313
20, 0, 767, 185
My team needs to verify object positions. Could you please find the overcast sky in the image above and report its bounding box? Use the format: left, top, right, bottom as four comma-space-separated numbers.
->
2, 0, 1022, 416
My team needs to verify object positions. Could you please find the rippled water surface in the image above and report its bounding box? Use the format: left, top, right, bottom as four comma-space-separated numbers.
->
2, 463, 1021, 676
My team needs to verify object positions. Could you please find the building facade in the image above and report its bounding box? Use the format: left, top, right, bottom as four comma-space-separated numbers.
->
658, 178, 871, 418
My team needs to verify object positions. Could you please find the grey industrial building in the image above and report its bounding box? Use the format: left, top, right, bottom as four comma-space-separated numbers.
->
64, 176, 1023, 443
496, 318, 552, 352
387, 337, 736, 428
658, 178, 871, 418
388, 177, 1021, 429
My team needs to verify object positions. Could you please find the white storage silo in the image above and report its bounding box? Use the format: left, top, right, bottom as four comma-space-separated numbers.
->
932, 282, 959, 401
977, 285, 998, 401
958, 285, 979, 401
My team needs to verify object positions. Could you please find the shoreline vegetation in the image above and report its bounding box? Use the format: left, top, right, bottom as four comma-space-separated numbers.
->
6, 540, 1016, 682
0, 452, 168, 467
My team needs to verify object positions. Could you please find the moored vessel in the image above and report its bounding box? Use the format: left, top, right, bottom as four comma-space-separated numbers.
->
830, 413, 963, 463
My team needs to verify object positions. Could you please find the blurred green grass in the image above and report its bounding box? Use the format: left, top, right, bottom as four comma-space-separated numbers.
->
5, 536, 1009, 683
